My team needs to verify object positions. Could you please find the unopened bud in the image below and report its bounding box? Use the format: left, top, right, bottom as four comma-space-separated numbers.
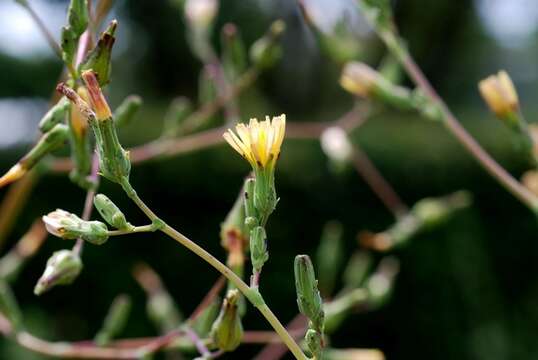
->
42, 209, 109, 245
34, 250, 83, 295
294, 255, 324, 331
114, 95, 142, 128
250, 226, 268, 273
0, 280, 22, 330
522, 171, 538, 196
305, 328, 323, 359
94, 194, 132, 230
184, 0, 218, 29
95, 294, 132, 345
162, 97, 192, 138
479, 70, 519, 119
366, 257, 399, 308
39, 97, 70, 133
221, 186, 247, 267
79, 20, 117, 86
343, 251, 373, 289
340, 62, 379, 98
61, 26, 78, 66
250, 20, 286, 69
211, 289, 243, 352
316, 221, 344, 296
221, 23, 247, 80
0, 124, 68, 188
321, 126, 353, 163
67, 0, 89, 38
80, 71, 131, 182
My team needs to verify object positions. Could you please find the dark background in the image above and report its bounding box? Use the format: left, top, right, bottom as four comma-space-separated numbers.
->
1, 0, 538, 359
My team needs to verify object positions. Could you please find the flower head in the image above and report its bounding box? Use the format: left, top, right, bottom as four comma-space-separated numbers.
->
42, 209, 109, 245
478, 70, 519, 118
223, 115, 286, 170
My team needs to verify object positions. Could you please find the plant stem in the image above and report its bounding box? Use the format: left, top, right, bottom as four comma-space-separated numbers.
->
377, 29, 538, 213
16, 0, 62, 58
119, 179, 307, 360
107, 224, 155, 236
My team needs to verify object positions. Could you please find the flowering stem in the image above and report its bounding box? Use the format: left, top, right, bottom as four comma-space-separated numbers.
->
118, 179, 307, 360
375, 28, 538, 213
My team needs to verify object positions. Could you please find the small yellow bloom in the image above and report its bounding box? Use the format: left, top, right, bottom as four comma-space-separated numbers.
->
81, 70, 112, 121
223, 114, 286, 169
340, 62, 379, 98
478, 70, 519, 117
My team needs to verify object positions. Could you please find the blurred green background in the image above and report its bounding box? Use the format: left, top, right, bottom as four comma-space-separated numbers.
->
1, 0, 538, 359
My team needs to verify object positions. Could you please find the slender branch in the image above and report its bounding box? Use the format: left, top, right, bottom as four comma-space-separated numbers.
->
72, 156, 100, 256
350, 145, 408, 218
107, 224, 155, 236
16, 0, 62, 58
119, 180, 307, 360
377, 29, 538, 212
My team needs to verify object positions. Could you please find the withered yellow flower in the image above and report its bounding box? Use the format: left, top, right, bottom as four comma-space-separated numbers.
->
478, 70, 519, 117
223, 115, 286, 170
81, 70, 112, 121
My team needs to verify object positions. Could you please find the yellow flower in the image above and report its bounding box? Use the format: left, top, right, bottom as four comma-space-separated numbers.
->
0, 164, 26, 189
223, 115, 286, 169
478, 70, 519, 117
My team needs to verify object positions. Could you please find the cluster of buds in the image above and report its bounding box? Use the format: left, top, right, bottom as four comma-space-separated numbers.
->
294, 255, 325, 359
210, 289, 244, 352
34, 249, 83, 295
42, 209, 109, 245
0, 123, 68, 188
60, 0, 90, 67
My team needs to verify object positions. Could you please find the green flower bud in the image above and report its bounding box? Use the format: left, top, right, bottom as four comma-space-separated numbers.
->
294, 255, 324, 331
305, 328, 323, 359
342, 251, 373, 289
249, 20, 286, 69
34, 250, 83, 295
42, 209, 109, 245
221, 23, 247, 81
162, 97, 192, 138
67, 0, 89, 38
95, 294, 132, 346
0, 280, 22, 330
94, 194, 132, 230
316, 221, 344, 296
0, 123, 68, 188
113, 95, 143, 128
192, 299, 220, 337
147, 291, 182, 333
60, 26, 78, 66
210, 289, 243, 352
243, 178, 257, 227
39, 97, 70, 133
22, 123, 69, 170
79, 20, 117, 86
250, 226, 268, 273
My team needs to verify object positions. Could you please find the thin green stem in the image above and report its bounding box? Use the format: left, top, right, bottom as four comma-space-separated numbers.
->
107, 224, 155, 236
119, 180, 307, 360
